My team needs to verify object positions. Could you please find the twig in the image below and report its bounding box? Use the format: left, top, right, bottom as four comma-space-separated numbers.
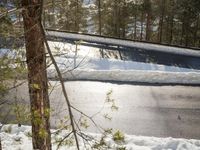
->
70, 105, 104, 133
56, 131, 73, 150
40, 23, 80, 150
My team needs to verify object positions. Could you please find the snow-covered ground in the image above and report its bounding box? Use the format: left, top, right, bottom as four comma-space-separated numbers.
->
1, 124, 200, 150
47, 41, 200, 84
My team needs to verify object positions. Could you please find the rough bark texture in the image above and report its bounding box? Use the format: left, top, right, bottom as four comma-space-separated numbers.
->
98, 0, 102, 35
140, 12, 144, 40
21, 0, 51, 149
158, 0, 165, 42
144, 0, 152, 41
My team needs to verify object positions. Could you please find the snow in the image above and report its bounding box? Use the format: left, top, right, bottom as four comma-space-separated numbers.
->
47, 41, 200, 84
0, 124, 200, 150
47, 30, 200, 57
0, 49, 15, 57
1, 41, 200, 84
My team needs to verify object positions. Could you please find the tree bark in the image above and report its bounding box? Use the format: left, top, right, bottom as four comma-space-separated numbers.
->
140, 11, 144, 41
193, 15, 199, 47
134, 13, 137, 39
75, 0, 79, 31
158, 0, 165, 43
122, 0, 126, 38
21, 0, 51, 149
145, 0, 152, 41
169, 15, 174, 44
98, 0, 102, 35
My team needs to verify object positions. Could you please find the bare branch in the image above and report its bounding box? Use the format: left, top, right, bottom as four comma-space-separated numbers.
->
40, 23, 80, 150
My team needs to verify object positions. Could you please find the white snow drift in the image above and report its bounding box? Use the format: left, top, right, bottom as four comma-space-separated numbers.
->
47, 41, 200, 84
1, 124, 200, 150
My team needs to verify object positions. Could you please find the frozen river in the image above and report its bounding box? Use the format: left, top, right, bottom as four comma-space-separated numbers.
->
4, 80, 200, 139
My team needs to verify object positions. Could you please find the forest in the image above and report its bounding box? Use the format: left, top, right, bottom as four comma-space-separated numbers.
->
1, 0, 200, 48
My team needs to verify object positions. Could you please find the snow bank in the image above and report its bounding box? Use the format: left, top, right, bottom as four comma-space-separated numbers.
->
1, 41, 200, 84
0, 124, 200, 150
46, 41, 200, 84
48, 69, 200, 84
47, 30, 200, 57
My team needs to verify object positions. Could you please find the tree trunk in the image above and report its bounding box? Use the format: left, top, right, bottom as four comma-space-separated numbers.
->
180, 17, 185, 45
122, 0, 126, 38
113, 0, 119, 37
98, 0, 102, 35
145, 0, 152, 41
169, 15, 174, 44
75, 0, 79, 31
184, 14, 190, 47
193, 15, 199, 47
21, 0, 51, 150
134, 13, 137, 39
146, 12, 151, 41
158, 0, 165, 43
51, 0, 55, 27
140, 11, 144, 41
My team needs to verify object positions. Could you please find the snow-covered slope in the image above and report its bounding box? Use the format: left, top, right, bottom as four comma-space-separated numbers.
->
47, 31, 200, 57
47, 41, 200, 84
1, 41, 200, 84
1, 124, 200, 150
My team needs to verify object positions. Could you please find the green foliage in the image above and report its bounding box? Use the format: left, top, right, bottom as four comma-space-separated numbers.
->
92, 137, 107, 149
0, 15, 13, 37
113, 130, 125, 142
12, 103, 30, 125
30, 83, 40, 90
44, 108, 51, 118
106, 89, 119, 112
0, 57, 12, 99
57, 115, 71, 130
33, 110, 43, 125
54, 136, 74, 147
80, 117, 89, 129
39, 128, 48, 138
116, 146, 126, 150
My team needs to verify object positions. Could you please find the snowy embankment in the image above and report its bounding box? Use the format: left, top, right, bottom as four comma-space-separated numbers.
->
47, 30, 200, 57
1, 41, 200, 84
47, 41, 200, 84
1, 124, 200, 150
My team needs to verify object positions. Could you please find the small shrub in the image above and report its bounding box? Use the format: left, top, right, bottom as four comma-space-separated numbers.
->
117, 146, 126, 150
113, 130, 125, 142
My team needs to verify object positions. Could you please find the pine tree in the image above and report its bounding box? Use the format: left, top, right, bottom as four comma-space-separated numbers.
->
21, 0, 52, 149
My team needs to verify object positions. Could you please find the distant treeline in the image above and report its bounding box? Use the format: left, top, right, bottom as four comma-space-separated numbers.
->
43, 0, 200, 48
1, 0, 200, 48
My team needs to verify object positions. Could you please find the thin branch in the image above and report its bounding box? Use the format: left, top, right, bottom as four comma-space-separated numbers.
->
40, 23, 80, 150
56, 131, 73, 150
70, 105, 104, 133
